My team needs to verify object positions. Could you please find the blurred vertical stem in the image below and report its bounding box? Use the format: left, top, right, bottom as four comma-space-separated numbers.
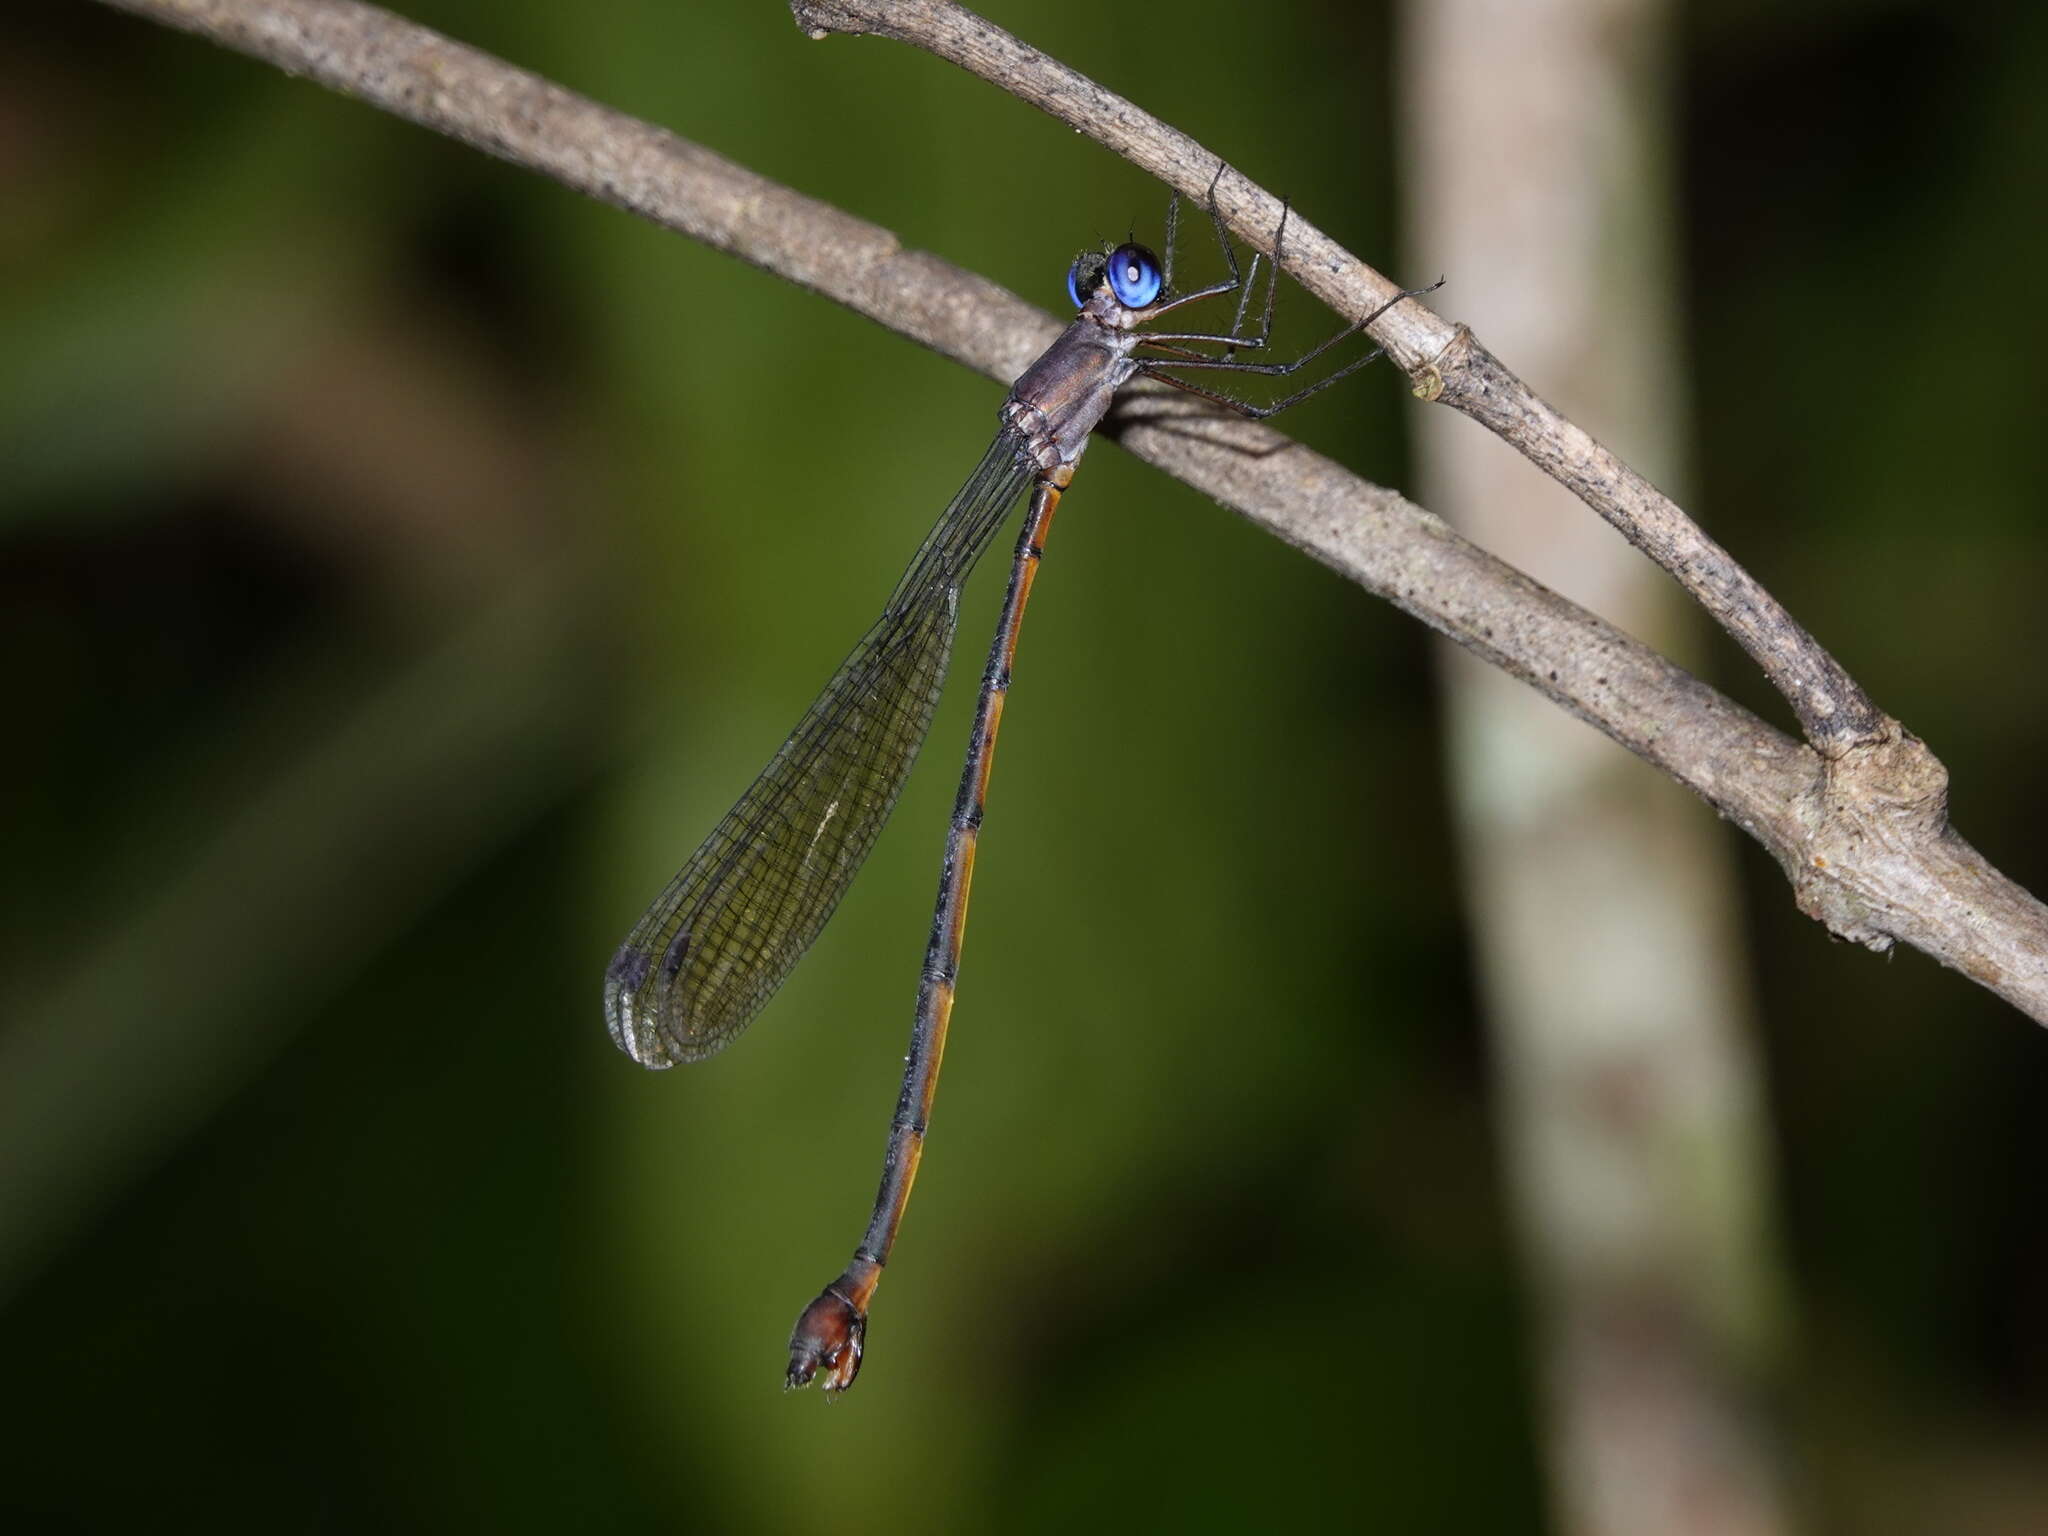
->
1399, 2, 1794, 1531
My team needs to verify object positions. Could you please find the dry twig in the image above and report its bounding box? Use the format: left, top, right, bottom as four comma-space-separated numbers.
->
95, 0, 2048, 1021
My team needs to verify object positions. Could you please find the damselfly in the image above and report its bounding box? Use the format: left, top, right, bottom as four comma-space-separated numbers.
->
605, 169, 1436, 1392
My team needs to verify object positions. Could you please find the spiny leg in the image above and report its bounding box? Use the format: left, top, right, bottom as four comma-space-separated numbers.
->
1139, 280, 1445, 419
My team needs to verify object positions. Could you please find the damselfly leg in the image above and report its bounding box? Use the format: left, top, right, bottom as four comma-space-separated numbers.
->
1141, 170, 1445, 416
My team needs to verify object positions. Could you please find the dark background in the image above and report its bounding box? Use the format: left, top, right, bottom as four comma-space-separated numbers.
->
3, 1, 2044, 1530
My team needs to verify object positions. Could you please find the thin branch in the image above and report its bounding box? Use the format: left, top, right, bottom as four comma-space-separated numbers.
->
788, 0, 1880, 760
93, 0, 2048, 1022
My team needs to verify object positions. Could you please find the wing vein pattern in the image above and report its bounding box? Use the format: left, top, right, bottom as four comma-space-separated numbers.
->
604, 430, 1038, 1067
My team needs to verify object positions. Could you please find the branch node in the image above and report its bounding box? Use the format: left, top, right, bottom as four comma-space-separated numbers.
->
1416, 324, 1489, 410
1790, 723, 1954, 950
790, 3, 868, 41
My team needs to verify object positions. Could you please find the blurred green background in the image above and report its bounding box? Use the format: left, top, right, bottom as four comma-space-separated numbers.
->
4, 1, 2045, 1530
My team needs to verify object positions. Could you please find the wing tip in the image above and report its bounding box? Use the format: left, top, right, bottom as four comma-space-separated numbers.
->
604, 941, 676, 1070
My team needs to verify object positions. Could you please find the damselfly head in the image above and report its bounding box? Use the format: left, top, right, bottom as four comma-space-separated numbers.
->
1065, 241, 1163, 312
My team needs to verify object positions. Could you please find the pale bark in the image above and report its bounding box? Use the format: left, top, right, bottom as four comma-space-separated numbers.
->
1402, 0, 1792, 1530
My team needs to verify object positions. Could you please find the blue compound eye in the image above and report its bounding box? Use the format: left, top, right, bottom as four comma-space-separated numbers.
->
1065, 256, 1088, 310
1105, 242, 1163, 308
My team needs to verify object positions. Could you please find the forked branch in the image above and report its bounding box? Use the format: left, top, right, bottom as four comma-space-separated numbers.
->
94, 0, 2048, 1020
792, 0, 1884, 757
